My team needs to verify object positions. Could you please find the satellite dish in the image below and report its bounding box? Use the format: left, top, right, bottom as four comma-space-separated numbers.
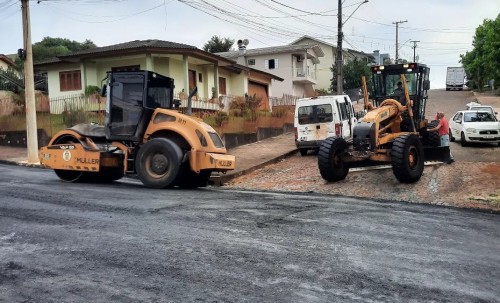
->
243, 39, 249, 46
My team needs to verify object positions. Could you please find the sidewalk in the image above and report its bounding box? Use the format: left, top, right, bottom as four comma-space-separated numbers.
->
0, 132, 299, 185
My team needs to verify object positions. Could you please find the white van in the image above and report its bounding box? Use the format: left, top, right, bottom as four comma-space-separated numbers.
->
294, 95, 357, 156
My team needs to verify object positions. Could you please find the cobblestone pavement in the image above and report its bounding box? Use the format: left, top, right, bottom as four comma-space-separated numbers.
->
225, 154, 500, 212
226, 90, 500, 212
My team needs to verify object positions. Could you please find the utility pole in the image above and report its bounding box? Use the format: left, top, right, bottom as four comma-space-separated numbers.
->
411, 40, 420, 62
393, 20, 407, 63
336, 0, 343, 94
21, 0, 39, 164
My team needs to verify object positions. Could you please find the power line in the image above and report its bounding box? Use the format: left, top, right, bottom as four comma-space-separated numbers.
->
410, 40, 420, 62
393, 20, 407, 62
39, 1, 166, 22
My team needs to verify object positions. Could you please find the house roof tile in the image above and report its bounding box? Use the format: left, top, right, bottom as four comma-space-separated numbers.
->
32, 39, 284, 81
61, 39, 198, 57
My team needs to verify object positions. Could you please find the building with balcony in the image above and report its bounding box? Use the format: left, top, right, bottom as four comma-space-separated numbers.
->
216, 43, 324, 98
290, 35, 375, 93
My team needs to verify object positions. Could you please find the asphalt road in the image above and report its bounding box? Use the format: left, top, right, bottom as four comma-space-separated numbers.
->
1, 164, 500, 303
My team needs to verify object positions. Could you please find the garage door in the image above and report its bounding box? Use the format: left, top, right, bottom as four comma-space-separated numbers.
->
248, 81, 269, 111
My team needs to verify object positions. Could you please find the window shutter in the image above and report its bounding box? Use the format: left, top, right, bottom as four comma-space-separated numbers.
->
264, 60, 269, 70
59, 73, 66, 91
275, 59, 279, 69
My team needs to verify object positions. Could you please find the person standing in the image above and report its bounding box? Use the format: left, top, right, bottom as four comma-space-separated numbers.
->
428, 112, 454, 164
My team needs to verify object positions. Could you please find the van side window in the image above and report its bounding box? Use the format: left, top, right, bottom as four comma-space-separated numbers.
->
338, 102, 349, 121
344, 97, 354, 117
298, 104, 333, 124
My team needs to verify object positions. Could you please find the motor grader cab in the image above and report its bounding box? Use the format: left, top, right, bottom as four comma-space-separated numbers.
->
39, 70, 235, 189
318, 63, 448, 183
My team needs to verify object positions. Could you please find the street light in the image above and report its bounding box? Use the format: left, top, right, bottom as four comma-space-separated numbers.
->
336, 0, 368, 94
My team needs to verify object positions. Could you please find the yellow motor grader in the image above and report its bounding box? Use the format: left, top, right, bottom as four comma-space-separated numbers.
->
318, 63, 448, 183
39, 70, 235, 188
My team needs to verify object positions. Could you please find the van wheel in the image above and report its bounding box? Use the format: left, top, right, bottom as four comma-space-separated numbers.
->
299, 149, 308, 156
135, 138, 182, 188
317, 137, 349, 182
390, 134, 424, 183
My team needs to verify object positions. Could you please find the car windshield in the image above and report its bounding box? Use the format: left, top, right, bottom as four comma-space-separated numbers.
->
464, 112, 496, 122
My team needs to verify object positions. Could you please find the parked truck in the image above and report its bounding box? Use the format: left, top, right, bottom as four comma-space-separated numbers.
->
446, 67, 465, 91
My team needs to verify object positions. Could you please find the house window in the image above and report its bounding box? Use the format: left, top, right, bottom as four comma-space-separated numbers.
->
198, 73, 203, 83
265, 59, 278, 70
219, 77, 226, 95
247, 59, 255, 66
111, 65, 140, 72
59, 70, 81, 91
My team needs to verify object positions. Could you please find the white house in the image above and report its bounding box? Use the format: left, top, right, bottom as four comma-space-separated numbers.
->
34, 40, 283, 111
290, 36, 375, 92
216, 43, 324, 98
0, 55, 17, 71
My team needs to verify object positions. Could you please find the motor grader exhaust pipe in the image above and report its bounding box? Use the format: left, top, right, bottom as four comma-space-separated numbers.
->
185, 86, 198, 116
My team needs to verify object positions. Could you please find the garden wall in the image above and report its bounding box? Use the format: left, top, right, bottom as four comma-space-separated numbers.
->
0, 129, 50, 148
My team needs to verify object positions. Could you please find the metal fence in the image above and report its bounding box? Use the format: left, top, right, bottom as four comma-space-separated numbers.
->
271, 93, 300, 106
0, 92, 238, 135
0, 91, 295, 138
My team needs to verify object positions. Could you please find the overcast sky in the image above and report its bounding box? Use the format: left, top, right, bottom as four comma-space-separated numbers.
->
0, 0, 498, 89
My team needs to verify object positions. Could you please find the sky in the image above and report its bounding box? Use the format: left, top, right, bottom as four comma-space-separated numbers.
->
0, 0, 498, 89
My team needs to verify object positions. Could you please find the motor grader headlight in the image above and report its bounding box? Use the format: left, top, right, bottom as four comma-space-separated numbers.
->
465, 128, 477, 133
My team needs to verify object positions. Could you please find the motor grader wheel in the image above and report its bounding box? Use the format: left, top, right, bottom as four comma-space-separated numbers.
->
135, 138, 182, 189
390, 134, 424, 183
424, 120, 440, 147
317, 137, 349, 182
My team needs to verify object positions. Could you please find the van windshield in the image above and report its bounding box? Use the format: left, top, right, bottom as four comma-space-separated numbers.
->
297, 104, 333, 125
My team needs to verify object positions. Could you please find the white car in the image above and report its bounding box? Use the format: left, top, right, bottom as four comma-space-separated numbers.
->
465, 102, 498, 117
449, 110, 500, 146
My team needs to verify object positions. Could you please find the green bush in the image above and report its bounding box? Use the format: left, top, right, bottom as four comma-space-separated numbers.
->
214, 111, 229, 127
85, 85, 100, 96
62, 105, 87, 127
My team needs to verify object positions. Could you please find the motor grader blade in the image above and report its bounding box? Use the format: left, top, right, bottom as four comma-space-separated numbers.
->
423, 146, 452, 163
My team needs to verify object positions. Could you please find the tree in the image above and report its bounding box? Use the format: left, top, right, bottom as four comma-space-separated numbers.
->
32, 37, 97, 62
330, 58, 371, 93
460, 14, 500, 91
203, 36, 234, 53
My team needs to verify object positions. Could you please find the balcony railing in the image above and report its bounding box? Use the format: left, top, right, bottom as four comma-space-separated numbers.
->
293, 67, 316, 83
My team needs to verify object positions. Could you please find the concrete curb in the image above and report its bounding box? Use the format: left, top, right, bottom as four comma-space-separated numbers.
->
0, 158, 41, 168
210, 149, 299, 186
